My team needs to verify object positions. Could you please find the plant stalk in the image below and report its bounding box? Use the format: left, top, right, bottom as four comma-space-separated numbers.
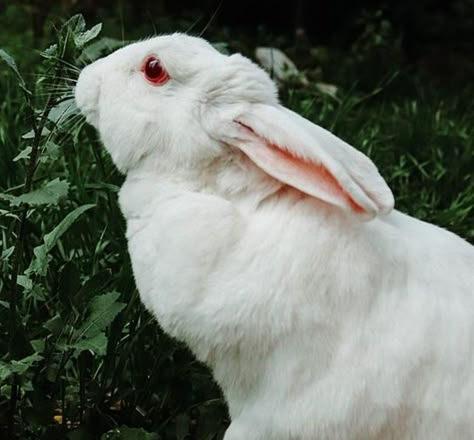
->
7, 61, 63, 439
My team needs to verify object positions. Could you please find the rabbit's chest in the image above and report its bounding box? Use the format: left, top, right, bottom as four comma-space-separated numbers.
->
119, 182, 244, 340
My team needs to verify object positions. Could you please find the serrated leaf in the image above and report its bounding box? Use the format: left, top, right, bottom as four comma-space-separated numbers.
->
0, 48, 31, 96
28, 245, 49, 276
41, 43, 58, 58
74, 23, 102, 48
13, 146, 32, 162
39, 141, 61, 164
70, 332, 108, 356
45, 140, 61, 156
13, 178, 69, 206
79, 291, 126, 338
64, 14, 86, 35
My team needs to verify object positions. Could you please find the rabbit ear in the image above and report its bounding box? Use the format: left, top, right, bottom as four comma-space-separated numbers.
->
219, 103, 394, 219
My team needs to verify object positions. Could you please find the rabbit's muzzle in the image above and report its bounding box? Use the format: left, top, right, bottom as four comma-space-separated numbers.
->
75, 62, 102, 128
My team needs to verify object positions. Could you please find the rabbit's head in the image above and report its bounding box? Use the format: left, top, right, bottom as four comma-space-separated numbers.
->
76, 33, 394, 219
75, 34, 276, 171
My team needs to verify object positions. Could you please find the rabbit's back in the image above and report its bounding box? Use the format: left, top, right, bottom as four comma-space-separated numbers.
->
214, 203, 474, 439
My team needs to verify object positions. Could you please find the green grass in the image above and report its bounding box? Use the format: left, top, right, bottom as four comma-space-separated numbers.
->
0, 13, 473, 440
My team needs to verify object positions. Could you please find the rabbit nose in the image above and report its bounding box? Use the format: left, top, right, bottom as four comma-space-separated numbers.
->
75, 63, 102, 126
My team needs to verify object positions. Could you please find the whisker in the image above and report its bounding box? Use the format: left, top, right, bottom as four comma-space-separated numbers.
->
147, 10, 158, 35
199, 0, 224, 37
34, 94, 74, 100
37, 84, 75, 91
41, 85, 76, 93
55, 117, 86, 145
50, 57, 81, 73
119, 2, 125, 45
47, 113, 84, 147
185, 15, 203, 35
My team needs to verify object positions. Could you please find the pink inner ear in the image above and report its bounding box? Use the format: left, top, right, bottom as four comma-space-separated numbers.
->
236, 121, 366, 214
263, 141, 366, 213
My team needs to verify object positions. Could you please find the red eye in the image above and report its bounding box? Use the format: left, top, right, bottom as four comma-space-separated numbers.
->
142, 56, 170, 85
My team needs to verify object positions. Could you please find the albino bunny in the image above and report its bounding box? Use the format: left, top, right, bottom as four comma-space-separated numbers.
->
75, 34, 474, 440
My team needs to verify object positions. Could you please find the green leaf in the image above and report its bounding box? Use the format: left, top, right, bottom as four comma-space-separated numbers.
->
10, 353, 43, 374
48, 99, 78, 124
0, 245, 15, 261
78, 37, 124, 64
63, 14, 86, 35
27, 204, 95, 275
212, 42, 230, 54
73, 269, 112, 312
0, 353, 43, 383
30, 338, 45, 353
13, 178, 69, 206
39, 141, 61, 164
78, 291, 126, 338
74, 23, 103, 48
17, 274, 32, 291
44, 314, 65, 335
44, 204, 95, 251
70, 332, 108, 356
13, 146, 32, 162
0, 48, 31, 96
28, 245, 49, 277
41, 43, 58, 59
0, 364, 12, 382
22, 127, 50, 139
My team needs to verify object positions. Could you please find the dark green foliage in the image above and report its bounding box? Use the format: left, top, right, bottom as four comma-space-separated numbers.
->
0, 9, 473, 440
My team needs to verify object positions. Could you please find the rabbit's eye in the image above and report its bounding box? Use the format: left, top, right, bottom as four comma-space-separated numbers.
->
142, 56, 170, 85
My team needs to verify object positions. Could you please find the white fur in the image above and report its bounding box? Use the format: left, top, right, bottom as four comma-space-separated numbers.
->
75, 33, 474, 439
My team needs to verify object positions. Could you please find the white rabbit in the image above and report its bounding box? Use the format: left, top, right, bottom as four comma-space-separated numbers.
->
75, 33, 474, 440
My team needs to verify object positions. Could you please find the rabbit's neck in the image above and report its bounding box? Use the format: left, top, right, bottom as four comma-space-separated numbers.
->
126, 151, 284, 210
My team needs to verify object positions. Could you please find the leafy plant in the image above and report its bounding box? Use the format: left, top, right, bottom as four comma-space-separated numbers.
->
0, 11, 472, 440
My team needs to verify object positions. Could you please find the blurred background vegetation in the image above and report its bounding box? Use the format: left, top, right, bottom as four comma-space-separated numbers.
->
0, 1, 473, 439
